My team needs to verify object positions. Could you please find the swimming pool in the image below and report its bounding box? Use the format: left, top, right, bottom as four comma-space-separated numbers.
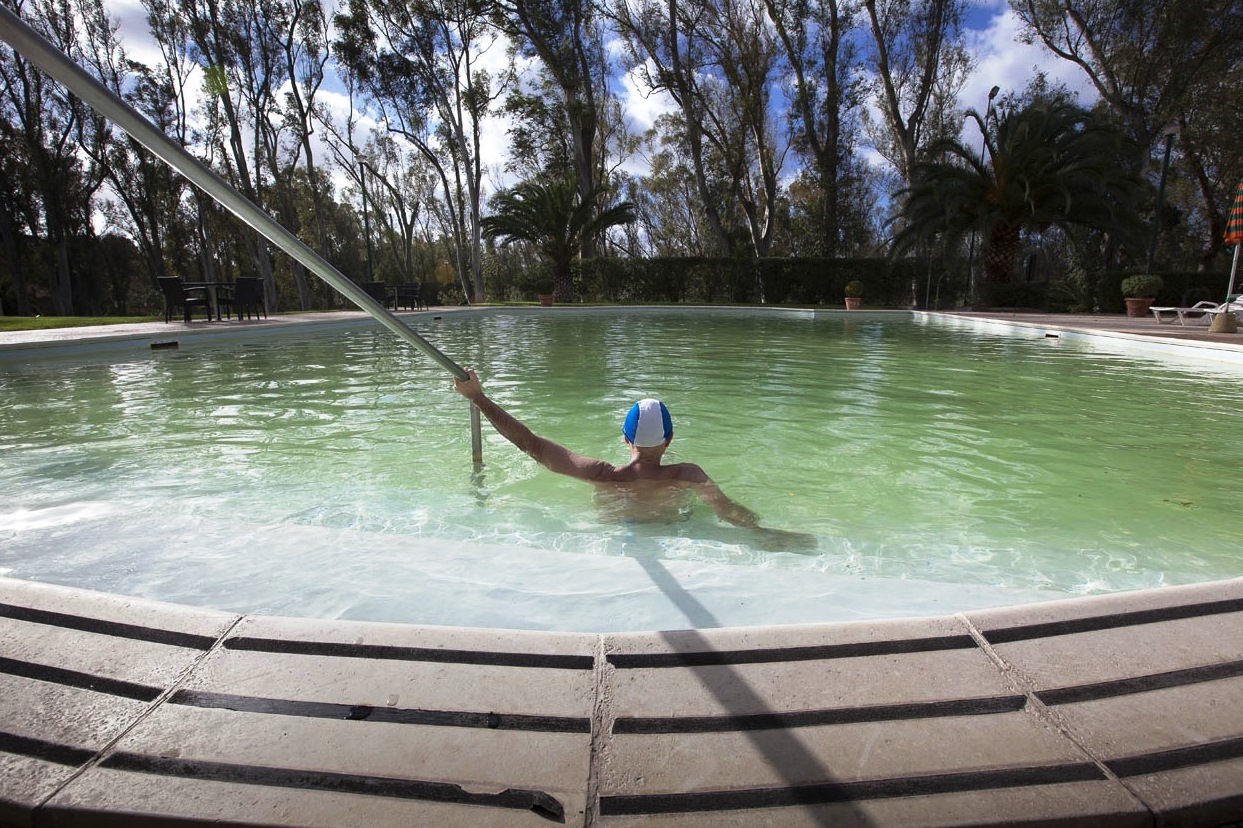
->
2, 308, 1241, 631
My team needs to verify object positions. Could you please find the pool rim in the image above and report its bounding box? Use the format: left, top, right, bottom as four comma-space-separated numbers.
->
3, 307, 1242, 825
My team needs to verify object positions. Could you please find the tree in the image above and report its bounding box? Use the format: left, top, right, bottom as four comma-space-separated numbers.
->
481, 175, 635, 301
266, 0, 332, 310
862, 0, 969, 189
607, 0, 787, 257
334, 0, 506, 303
82, 0, 193, 294
183, 0, 283, 307
1012, 0, 1243, 266
893, 101, 1144, 285
0, 0, 110, 315
762, 0, 867, 255
491, 0, 609, 258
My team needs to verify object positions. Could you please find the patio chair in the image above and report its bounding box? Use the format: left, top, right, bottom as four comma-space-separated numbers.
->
1204, 297, 1243, 324
391, 283, 426, 311
158, 277, 211, 323
1149, 300, 1219, 326
231, 277, 267, 320
360, 281, 391, 308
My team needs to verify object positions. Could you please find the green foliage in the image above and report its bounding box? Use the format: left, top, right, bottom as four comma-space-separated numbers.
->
975, 281, 1050, 309
574, 257, 915, 306
844, 280, 864, 297
1120, 274, 1163, 298
481, 175, 636, 301
894, 101, 1145, 283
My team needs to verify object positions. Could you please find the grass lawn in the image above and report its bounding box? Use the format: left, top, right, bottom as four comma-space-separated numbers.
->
0, 316, 157, 332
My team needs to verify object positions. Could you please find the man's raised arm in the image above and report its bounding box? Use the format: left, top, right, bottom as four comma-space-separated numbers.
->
454, 368, 614, 482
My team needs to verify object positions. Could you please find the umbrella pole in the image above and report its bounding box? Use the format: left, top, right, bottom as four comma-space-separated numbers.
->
1228, 244, 1241, 302
1209, 244, 1241, 334
0, 4, 485, 463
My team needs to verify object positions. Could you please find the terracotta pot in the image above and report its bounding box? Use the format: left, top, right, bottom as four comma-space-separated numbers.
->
538, 294, 554, 307
844, 296, 861, 310
1124, 297, 1154, 317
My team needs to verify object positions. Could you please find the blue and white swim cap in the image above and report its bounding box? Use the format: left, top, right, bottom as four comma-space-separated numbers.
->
622, 399, 673, 447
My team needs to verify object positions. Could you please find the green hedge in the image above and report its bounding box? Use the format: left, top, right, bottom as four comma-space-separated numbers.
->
573, 256, 922, 307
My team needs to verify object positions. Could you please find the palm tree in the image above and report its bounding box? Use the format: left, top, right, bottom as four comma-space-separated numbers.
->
893, 101, 1144, 284
481, 175, 636, 302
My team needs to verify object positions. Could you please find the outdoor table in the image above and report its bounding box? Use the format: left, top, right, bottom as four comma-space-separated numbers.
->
183, 281, 231, 321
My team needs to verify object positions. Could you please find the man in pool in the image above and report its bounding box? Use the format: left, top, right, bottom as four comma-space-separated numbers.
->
454, 368, 760, 527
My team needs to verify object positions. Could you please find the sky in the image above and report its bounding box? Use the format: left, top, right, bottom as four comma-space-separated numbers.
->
98, 0, 1099, 193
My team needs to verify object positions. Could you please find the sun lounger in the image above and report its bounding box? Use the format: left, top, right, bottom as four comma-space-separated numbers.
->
1149, 301, 1219, 325
1205, 300, 1243, 321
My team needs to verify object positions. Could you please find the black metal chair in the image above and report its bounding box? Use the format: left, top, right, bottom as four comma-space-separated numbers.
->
231, 277, 266, 320
158, 277, 211, 323
360, 281, 390, 307
391, 283, 426, 310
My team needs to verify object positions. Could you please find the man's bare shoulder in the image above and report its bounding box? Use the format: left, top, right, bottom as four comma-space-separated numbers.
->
664, 462, 710, 484
593, 461, 710, 485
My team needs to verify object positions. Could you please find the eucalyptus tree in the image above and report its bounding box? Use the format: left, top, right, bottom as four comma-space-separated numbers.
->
0, 126, 33, 314
73, 0, 196, 296
134, 0, 225, 286
490, 0, 609, 253
862, 0, 969, 189
762, 0, 867, 255
606, 0, 786, 257
0, 0, 110, 315
354, 135, 442, 289
261, 0, 332, 309
334, 0, 507, 302
181, 0, 284, 306
1012, 0, 1243, 265
481, 174, 635, 301
893, 101, 1144, 285
632, 121, 711, 256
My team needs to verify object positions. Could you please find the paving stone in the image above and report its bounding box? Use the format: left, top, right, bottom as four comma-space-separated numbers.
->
0, 578, 238, 822
42, 768, 586, 827
595, 781, 1149, 828
0, 753, 79, 828
605, 616, 1012, 722
1116, 756, 1243, 827
190, 615, 598, 718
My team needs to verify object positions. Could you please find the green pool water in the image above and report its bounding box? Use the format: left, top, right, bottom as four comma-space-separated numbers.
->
2, 309, 1241, 631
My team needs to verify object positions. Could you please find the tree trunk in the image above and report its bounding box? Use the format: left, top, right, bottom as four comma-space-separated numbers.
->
984, 226, 1020, 283
0, 196, 30, 315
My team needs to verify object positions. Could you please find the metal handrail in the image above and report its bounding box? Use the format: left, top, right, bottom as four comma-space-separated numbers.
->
0, 5, 483, 464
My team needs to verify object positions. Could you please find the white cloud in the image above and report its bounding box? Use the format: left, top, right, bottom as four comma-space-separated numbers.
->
958, 6, 1100, 143
618, 61, 677, 135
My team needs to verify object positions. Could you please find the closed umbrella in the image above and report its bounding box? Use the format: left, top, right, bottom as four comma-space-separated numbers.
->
1226, 177, 1243, 298
1212, 178, 1243, 333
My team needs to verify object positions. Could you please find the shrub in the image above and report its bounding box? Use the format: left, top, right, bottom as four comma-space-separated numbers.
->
844, 280, 864, 297
1120, 274, 1163, 298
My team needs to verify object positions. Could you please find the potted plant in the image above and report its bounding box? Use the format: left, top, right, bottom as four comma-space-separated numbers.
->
1120, 274, 1162, 317
844, 280, 864, 310
535, 276, 555, 306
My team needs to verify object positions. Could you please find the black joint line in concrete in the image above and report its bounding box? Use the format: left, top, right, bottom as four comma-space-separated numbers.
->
613, 695, 1028, 734
983, 597, 1243, 644
222, 635, 594, 669
0, 655, 162, 701
608, 634, 977, 669
0, 602, 216, 650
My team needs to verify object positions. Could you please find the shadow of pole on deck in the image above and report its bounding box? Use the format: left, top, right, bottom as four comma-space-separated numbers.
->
632, 557, 875, 827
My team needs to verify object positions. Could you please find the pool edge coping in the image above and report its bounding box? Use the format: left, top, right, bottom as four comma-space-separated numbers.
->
4, 306, 1243, 826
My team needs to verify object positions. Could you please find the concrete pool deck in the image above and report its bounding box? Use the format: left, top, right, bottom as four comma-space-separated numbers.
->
2, 308, 1242, 827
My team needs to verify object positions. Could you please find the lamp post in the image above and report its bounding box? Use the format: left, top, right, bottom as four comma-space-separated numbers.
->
1145, 125, 1179, 275
966, 85, 1000, 304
